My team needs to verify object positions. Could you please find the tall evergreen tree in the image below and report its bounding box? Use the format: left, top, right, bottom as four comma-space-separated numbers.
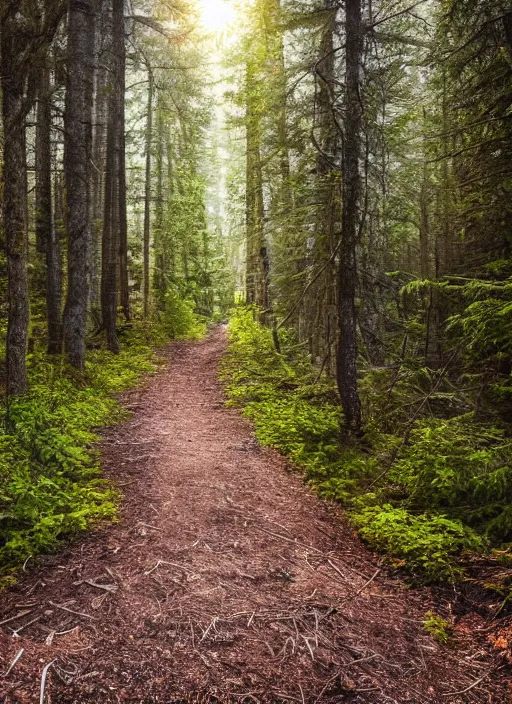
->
63, 0, 96, 369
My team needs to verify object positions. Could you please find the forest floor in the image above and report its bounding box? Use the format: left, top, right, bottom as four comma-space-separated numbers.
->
0, 328, 510, 704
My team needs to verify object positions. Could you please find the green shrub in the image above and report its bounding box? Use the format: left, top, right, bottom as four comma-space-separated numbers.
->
222, 309, 509, 582
160, 287, 207, 340
0, 327, 162, 578
222, 307, 344, 479
389, 416, 512, 540
423, 611, 452, 643
352, 506, 484, 581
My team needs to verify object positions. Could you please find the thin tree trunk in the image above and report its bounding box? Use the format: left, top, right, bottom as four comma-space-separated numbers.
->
35, 72, 51, 258
245, 60, 266, 313
311, 2, 338, 367
337, 0, 363, 435
419, 160, 430, 280
90, 0, 110, 312
245, 63, 257, 305
101, 94, 120, 352
154, 100, 165, 307
118, 0, 130, 322
100, 0, 122, 352
165, 127, 175, 279
1, 22, 29, 396
63, 0, 96, 369
36, 67, 62, 354
143, 71, 154, 319
269, 0, 292, 221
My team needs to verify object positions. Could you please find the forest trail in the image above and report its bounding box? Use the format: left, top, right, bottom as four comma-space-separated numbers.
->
0, 329, 504, 703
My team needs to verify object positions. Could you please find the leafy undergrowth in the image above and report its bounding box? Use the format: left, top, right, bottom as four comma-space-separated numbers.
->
222, 308, 512, 583
0, 318, 204, 585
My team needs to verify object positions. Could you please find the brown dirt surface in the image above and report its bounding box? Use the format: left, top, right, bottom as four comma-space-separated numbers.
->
1, 329, 511, 703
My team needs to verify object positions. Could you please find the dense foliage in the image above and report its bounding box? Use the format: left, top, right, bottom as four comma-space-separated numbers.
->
0, 0, 223, 579
216, 0, 512, 584
223, 309, 512, 582
0, 316, 206, 584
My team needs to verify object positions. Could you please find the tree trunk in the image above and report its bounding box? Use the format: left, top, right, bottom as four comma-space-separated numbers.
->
419, 159, 430, 280
143, 71, 154, 319
245, 65, 257, 306
35, 71, 51, 258
310, 2, 338, 370
36, 67, 62, 355
271, 0, 292, 219
1, 20, 29, 395
90, 0, 110, 312
63, 0, 96, 369
117, 0, 130, 322
337, 0, 363, 435
165, 127, 175, 280
101, 0, 123, 352
245, 60, 266, 312
154, 101, 165, 309
101, 89, 120, 352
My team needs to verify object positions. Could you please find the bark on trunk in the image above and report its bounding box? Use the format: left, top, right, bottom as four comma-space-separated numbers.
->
337, 0, 363, 435
309, 2, 338, 370
1, 22, 29, 395
117, 0, 130, 322
165, 127, 175, 279
154, 102, 165, 308
266, 0, 292, 219
63, 0, 96, 369
101, 92, 120, 352
419, 159, 430, 280
90, 0, 110, 311
100, 0, 123, 352
143, 71, 154, 319
35, 71, 51, 258
36, 67, 62, 354
245, 60, 267, 312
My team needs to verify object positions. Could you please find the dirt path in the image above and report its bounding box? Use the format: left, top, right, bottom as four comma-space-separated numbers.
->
0, 330, 507, 703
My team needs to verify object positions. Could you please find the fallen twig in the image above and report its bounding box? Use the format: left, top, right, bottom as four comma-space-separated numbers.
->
251, 524, 375, 586
144, 559, 196, 576
342, 569, 381, 602
49, 601, 97, 621
11, 615, 41, 637
442, 668, 496, 697
0, 609, 33, 627
272, 693, 301, 703
314, 655, 380, 703
251, 525, 323, 554
298, 683, 305, 704
45, 631, 56, 646
233, 693, 262, 704
327, 557, 371, 582
40, 660, 55, 704
301, 635, 315, 661
137, 522, 162, 532
3, 648, 24, 677
105, 567, 120, 585
83, 579, 118, 593
200, 617, 218, 642
327, 552, 374, 580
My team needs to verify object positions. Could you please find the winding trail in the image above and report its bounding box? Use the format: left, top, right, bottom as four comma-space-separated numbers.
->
0, 330, 505, 703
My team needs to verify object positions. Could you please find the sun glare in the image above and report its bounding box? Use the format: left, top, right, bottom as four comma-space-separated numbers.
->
199, 0, 235, 32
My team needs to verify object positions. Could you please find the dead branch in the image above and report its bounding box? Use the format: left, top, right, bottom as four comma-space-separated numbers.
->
3, 648, 24, 678
49, 601, 97, 621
